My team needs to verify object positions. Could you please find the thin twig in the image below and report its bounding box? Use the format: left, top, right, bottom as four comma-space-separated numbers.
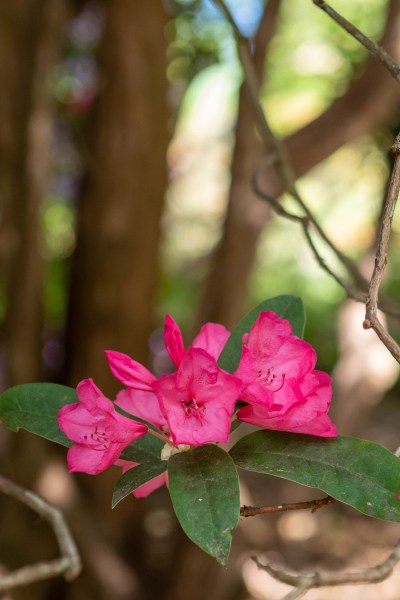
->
301, 226, 364, 301
240, 495, 335, 518
253, 538, 400, 598
0, 475, 81, 591
252, 158, 362, 297
213, 0, 371, 293
224, 0, 400, 326
312, 0, 400, 84
364, 133, 400, 362
252, 158, 400, 318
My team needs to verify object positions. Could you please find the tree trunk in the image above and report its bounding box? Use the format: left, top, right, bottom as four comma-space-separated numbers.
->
0, 1, 70, 386
66, 0, 170, 392
194, 0, 281, 330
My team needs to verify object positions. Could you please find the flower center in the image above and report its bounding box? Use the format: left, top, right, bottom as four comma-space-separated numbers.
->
257, 367, 286, 392
87, 426, 110, 449
183, 398, 206, 420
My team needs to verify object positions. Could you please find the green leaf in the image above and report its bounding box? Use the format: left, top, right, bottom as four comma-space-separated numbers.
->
230, 430, 400, 522
0, 383, 77, 446
113, 460, 166, 508
218, 295, 305, 373
120, 432, 164, 463
168, 445, 240, 565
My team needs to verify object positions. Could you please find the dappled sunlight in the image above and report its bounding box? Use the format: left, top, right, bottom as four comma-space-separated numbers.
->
332, 301, 400, 434
164, 64, 237, 265
277, 511, 318, 542
242, 553, 292, 599
36, 458, 77, 508
143, 508, 175, 539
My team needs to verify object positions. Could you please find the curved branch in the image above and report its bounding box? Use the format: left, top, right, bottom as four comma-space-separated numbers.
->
363, 133, 400, 362
254, 539, 400, 599
0, 475, 81, 591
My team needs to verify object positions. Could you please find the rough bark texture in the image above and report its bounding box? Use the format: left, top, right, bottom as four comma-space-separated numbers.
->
66, 1, 170, 391
197, 0, 400, 328
0, 1, 69, 385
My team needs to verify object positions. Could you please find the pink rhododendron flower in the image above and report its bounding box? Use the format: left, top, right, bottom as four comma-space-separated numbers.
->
115, 459, 168, 498
105, 316, 232, 440
235, 311, 337, 438
154, 347, 242, 446
58, 379, 148, 475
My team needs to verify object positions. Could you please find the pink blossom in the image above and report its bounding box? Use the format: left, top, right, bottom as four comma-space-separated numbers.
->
236, 311, 337, 437
105, 316, 232, 440
191, 322, 231, 360
105, 350, 157, 392
58, 379, 148, 475
154, 347, 242, 446
115, 460, 168, 498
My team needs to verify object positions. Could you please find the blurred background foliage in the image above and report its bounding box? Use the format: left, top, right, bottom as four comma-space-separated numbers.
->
1, 0, 400, 598
41, 0, 392, 366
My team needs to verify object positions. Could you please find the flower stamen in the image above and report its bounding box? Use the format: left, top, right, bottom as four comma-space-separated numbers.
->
91, 427, 110, 447
183, 398, 206, 420
257, 367, 286, 392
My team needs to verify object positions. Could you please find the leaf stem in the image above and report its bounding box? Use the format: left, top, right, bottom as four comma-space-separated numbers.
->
240, 496, 335, 518
147, 428, 171, 445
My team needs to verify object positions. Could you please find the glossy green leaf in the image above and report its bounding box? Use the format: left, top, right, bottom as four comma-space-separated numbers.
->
218, 295, 305, 373
113, 460, 166, 508
168, 444, 240, 565
0, 383, 77, 446
120, 432, 164, 463
230, 430, 400, 522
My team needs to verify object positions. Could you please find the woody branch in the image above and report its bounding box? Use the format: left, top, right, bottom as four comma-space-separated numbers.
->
0, 475, 81, 592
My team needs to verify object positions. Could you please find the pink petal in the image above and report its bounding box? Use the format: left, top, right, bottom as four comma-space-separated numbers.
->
111, 411, 148, 443
67, 443, 120, 475
268, 337, 316, 379
58, 402, 100, 444
192, 323, 230, 360
105, 350, 157, 391
114, 460, 168, 497
114, 459, 139, 471
234, 346, 258, 384
237, 372, 336, 438
133, 472, 168, 498
164, 315, 185, 367
116, 388, 166, 430
76, 378, 113, 413
246, 311, 293, 358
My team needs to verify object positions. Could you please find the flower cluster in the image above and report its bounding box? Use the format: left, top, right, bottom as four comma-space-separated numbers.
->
58, 311, 337, 497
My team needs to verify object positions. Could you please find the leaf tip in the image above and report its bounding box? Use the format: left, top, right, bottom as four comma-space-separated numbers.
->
111, 493, 122, 509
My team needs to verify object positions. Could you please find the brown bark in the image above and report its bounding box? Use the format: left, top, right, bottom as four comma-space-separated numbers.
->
0, 1, 70, 385
197, 0, 400, 328
195, 0, 281, 330
66, 1, 170, 392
